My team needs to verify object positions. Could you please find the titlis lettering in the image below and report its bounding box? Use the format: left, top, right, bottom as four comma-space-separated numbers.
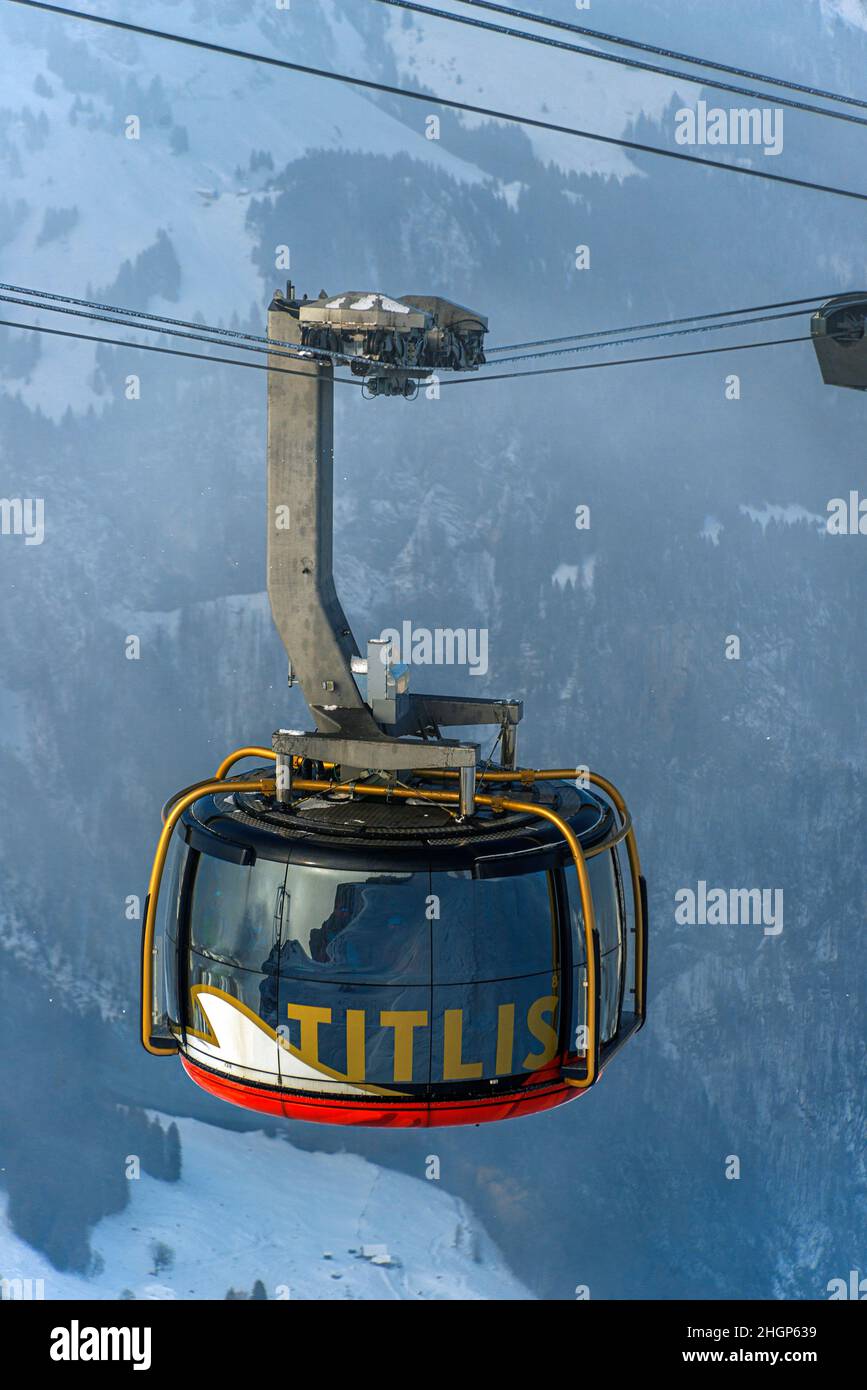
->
275, 995, 561, 1084
49, 1321, 152, 1371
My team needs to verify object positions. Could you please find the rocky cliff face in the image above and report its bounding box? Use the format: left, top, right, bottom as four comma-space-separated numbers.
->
0, 0, 863, 1298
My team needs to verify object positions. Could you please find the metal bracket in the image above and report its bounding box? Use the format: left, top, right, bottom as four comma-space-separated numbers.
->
273, 728, 479, 767
273, 729, 480, 817
266, 286, 523, 767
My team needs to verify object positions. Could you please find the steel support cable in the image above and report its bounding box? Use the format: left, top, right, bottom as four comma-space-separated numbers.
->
372, 0, 867, 129
0, 316, 362, 384
449, 0, 867, 112
1, 284, 820, 369
4, 279, 837, 364
439, 333, 815, 384
0, 291, 331, 365
0, 282, 382, 368
487, 293, 836, 354
483, 308, 809, 367
6, 2, 867, 203
0, 315, 817, 384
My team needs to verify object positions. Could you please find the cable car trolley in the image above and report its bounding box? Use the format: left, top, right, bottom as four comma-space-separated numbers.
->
141, 277, 647, 1127
297, 287, 487, 397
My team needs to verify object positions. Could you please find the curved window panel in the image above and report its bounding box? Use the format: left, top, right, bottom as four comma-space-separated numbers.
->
430, 870, 558, 984
567, 851, 626, 1046
161, 833, 187, 945
150, 833, 187, 1038
278, 866, 431, 984
572, 959, 621, 1047
189, 853, 287, 971
429, 870, 560, 1083
565, 849, 623, 962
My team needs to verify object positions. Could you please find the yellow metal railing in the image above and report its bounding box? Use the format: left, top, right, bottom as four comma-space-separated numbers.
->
142, 777, 274, 1056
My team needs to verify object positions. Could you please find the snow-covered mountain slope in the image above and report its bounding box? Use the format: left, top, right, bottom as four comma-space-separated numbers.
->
823, 0, 867, 28
0, 1115, 533, 1300
2, 0, 865, 420
0, 0, 487, 417
381, 0, 692, 177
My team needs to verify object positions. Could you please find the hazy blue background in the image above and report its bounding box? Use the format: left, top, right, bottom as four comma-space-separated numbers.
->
0, 0, 864, 1298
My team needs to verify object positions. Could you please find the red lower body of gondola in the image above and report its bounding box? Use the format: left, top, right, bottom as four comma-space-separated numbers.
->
180, 1054, 586, 1127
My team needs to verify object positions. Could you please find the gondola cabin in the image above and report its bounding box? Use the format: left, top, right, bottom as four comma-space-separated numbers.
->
145, 762, 646, 1127
811, 293, 867, 390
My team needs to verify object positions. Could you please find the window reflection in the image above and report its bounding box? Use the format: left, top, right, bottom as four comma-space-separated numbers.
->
277, 867, 431, 983
152, 835, 187, 1035
181, 851, 599, 1087
567, 850, 625, 1044
189, 854, 287, 971
161, 835, 187, 945
565, 850, 624, 960
431, 870, 558, 984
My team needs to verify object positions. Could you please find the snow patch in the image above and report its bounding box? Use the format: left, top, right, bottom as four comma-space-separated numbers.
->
496, 181, 524, 212
552, 563, 579, 590
739, 503, 826, 533
349, 294, 411, 313
0, 1117, 534, 1301
821, 0, 867, 33
701, 515, 724, 546
552, 559, 595, 591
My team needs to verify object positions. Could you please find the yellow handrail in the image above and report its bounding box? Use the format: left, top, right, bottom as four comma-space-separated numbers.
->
214, 746, 275, 779
141, 778, 275, 1056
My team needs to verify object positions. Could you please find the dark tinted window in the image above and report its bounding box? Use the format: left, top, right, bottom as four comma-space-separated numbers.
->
431, 977, 561, 1082
430, 870, 558, 984
160, 833, 187, 946
572, 961, 620, 1046
277, 866, 431, 984
150, 834, 187, 1036
567, 849, 625, 1044
565, 850, 623, 961
189, 853, 287, 971
427, 870, 560, 1081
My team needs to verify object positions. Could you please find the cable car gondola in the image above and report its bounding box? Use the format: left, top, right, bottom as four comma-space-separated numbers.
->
811, 293, 867, 390
141, 279, 647, 1127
